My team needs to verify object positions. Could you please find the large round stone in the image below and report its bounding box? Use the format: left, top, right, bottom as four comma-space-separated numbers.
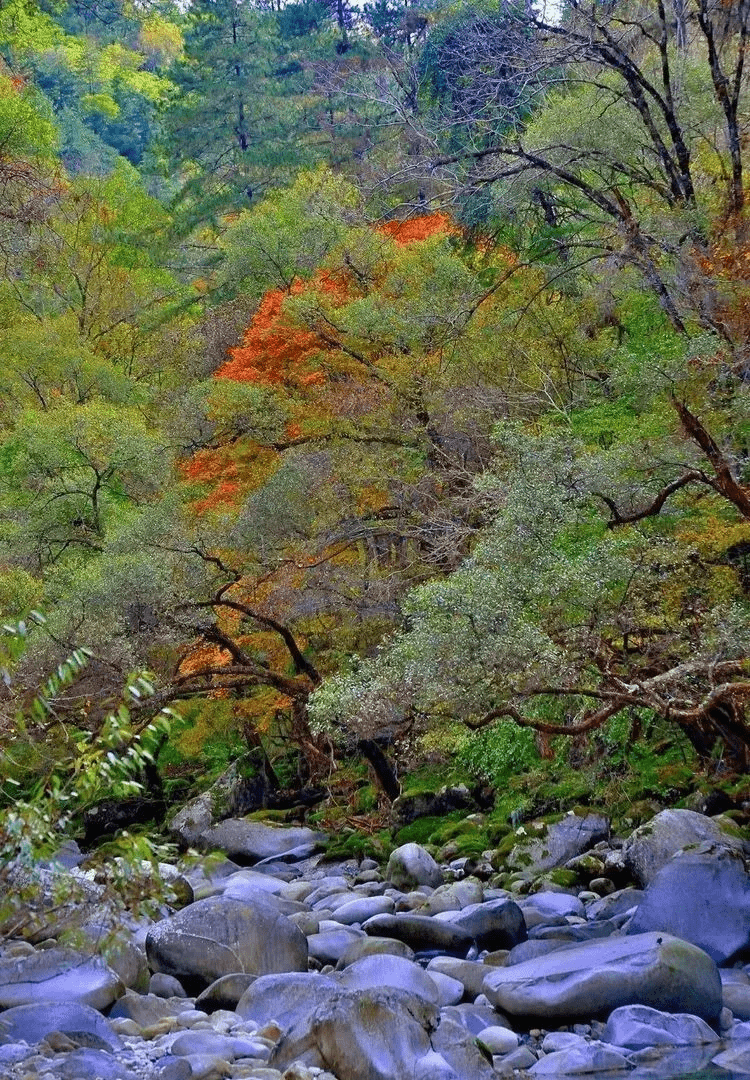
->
386, 844, 444, 890
270, 987, 438, 1080
627, 844, 750, 964
236, 972, 339, 1031
145, 895, 307, 988
602, 1004, 719, 1050
337, 955, 441, 1004
482, 932, 721, 1024
623, 809, 744, 886
0, 948, 123, 1011
0, 1002, 122, 1048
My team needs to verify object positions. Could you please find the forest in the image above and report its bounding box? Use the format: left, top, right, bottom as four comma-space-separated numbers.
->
3, 0, 750, 863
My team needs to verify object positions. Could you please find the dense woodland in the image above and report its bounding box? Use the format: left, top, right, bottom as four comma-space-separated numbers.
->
3, 0, 750, 854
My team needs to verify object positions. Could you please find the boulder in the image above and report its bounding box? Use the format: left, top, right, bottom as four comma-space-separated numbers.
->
529, 1040, 631, 1074
477, 1026, 520, 1055
270, 987, 439, 1080
336, 936, 415, 969
391, 785, 479, 827
195, 973, 256, 1012
602, 1004, 719, 1050
722, 976, 750, 1022
0, 1001, 122, 1048
586, 888, 643, 921
430, 1015, 496, 1079
145, 895, 307, 988
168, 792, 215, 850
362, 913, 473, 956
56, 1048, 137, 1080
627, 844, 750, 964
444, 898, 527, 951
521, 891, 585, 920
622, 809, 744, 887
196, 820, 325, 864
328, 895, 394, 925
441, 1003, 508, 1036
386, 844, 444, 890
417, 879, 484, 915
308, 929, 364, 966
505, 812, 609, 875
236, 972, 339, 1031
108, 990, 194, 1027
426, 957, 490, 1000
337, 955, 441, 1004
482, 932, 722, 1024
0, 948, 124, 1011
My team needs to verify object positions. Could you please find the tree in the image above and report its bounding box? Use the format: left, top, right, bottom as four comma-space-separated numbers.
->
364, 0, 750, 335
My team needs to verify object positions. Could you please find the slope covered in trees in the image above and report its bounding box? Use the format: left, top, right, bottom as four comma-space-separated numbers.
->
2, 0, 750, 852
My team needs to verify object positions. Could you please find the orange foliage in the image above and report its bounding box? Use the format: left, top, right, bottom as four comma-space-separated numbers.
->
378, 212, 453, 244
181, 443, 279, 516
183, 212, 453, 514
216, 272, 345, 387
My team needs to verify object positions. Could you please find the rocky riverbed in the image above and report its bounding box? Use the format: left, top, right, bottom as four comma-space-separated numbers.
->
4, 806, 750, 1079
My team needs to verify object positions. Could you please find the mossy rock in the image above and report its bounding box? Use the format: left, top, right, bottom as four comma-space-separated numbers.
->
543, 868, 579, 888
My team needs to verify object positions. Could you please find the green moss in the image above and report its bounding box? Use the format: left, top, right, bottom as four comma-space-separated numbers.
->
545, 868, 579, 887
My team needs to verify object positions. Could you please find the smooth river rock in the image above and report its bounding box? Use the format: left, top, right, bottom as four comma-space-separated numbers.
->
145, 895, 307, 988
196, 820, 325, 863
270, 987, 438, 1080
627, 843, 750, 964
602, 1004, 719, 1049
386, 844, 444, 890
0, 1001, 122, 1048
482, 931, 722, 1024
0, 948, 124, 1011
622, 808, 745, 886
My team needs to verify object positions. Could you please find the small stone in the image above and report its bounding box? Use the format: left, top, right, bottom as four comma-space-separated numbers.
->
476, 1026, 519, 1055
109, 1018, 142, 1037
153, 1058, 192, 1080
43, 1031, 76, 1051
150, 973, 187, 998
494, 1045, 538, 1072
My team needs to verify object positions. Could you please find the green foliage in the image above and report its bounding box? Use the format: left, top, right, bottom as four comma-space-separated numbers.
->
457, 721, 539, 786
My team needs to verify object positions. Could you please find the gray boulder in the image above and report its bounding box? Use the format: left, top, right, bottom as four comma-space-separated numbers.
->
145, 895, 307, 987
329, 895, 394, 925
482, 932, 721, 1024
362, 913, 473, 955
430, 1015, 496, 1079
0, 1001, 122, 1048
57, 1048, 136, 1080
623, 809, 744, 886
168, 792, 215, 849
336, 936, 415, 969
236, 972, 339, 1031
505, 812, 609, 875
386, 843, 444, 890
417, 879, 484, 915
427, 957, 491, 1000
308, 928, 364, 965
270, 987, 439, 1080
602, 1004, 718, 1050
721, 971, 750, 1021
197, 820, 325, 863
195, 972, 256, 1012
529, 1040, 631, 1074
337, 955, 440, 1004
108, 990, 195, 1027
627, 844, 750, 964
445, 898, 527, 951
0, 948, 124, 1011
